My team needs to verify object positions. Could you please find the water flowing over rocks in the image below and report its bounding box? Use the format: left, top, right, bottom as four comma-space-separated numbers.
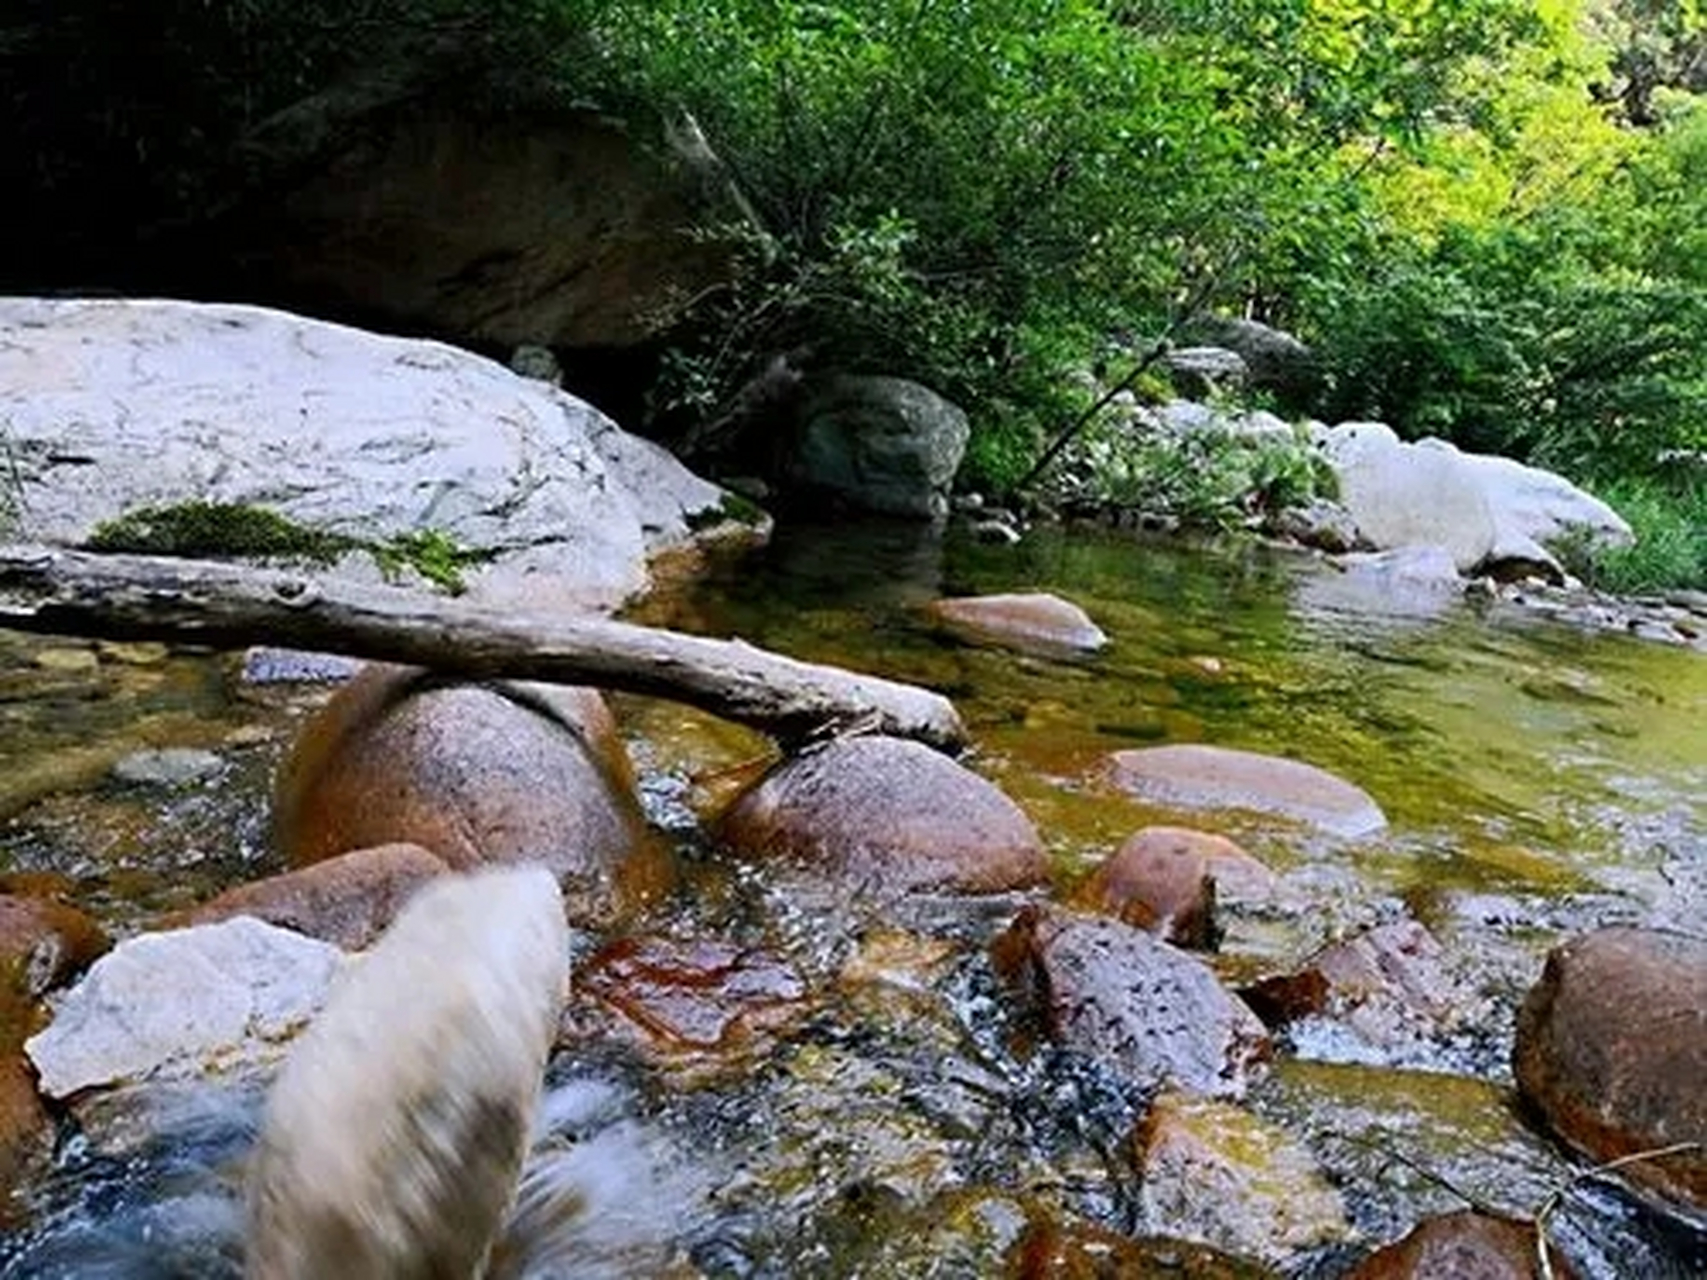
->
1135, 1091, 1354, 1264
1105, 744, 1388, 839
274, 665, 665, 928
171, 842, 450, 951
715, 735, 1048, 898
992, 906, 1271, 1100
1513, 927, 1707, 1213
1341, 1209, 1576, 1279
247, 866, 568, 1280
0, 297, 749, 614
925, 592, 1110, 656
1009, 1216, 1280, 1277
1075, 826, 1275, 949
25, 918, 344, 1098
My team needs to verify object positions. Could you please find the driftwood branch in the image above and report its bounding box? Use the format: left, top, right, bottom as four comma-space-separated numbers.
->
0, 545, 966, 751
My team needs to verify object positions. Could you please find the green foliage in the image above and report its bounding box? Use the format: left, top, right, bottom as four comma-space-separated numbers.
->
88, 502, 357, 563
86, 502, 488, 595
369, 529, 492, 596
1049, 413, 1335, 532
1560, 476, 1707, 593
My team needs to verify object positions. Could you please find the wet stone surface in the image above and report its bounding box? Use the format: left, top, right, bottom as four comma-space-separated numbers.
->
3, 523, 1707, 1277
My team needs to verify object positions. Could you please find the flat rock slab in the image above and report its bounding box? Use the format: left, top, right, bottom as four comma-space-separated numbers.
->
1106, 744, 1386, 839
926, 592, 1109, 655
0, 297, 744, 613
25, 918, 344, 1098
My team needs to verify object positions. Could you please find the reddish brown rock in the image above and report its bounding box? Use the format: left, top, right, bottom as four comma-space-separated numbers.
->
1106, 745, 1386, 839
1134, 1092, 1352, 1264
1009, 1217, 1276, 1278
274, 664, 664, 926
0, 893, 110, 1001
0, 1052, 50, 1227
993, 907, 1270, 1099
1513, 927, 1707, 1212
926, 593, 1108, 655
1239, 920, 1466, 1051
715, 735, 1047, 897
1342, 1210, 1574, 1279
574, 935, 809, 1063
1077, 827, 1274, 949
171, 844, 450, 951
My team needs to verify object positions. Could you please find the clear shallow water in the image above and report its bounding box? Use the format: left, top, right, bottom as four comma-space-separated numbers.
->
3, 522, 1705, 1276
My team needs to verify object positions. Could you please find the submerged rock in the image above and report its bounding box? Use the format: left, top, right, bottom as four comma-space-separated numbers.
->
573, 934, 809, 1066
247, 866, 568, 1280
275, 665, 665, 927
172, 842, 450, 951
1076, 826, 1275, 950
1513, 927, 1707, 1213
25, 918, 343, 1098
1341, 1209, 1575, 1279
0, 1053, 50, 1221
926, 592, 1109, 656
1009, 1216, 1279, 1277
716, 735, 1048, 898
1106, 744, 1386, 839
1135, 1091, 1354, 1265
993, 907, 1270, 1099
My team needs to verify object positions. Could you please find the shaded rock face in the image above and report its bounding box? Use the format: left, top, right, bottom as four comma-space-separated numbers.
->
788, 375, 970, 519
1342, 1209, 1575, 1279
0, 298, 741, 614
1513, 927, 1707, 1212
24, 919, 344, 1099
1106, 744, 1387, 839
247, 867, 568, 1280
1321, 422, 1631, 579
715, 735, 1048, 898
171, 843, 449, 952
993, 907, 1270, 1099
1135, 1092, 1353, 1265
1201, 318, 1318, 406
1077, 826, 1276, 950
216, 106, 750, 351
926, 592, 1109, 656
275, 665, 664, 928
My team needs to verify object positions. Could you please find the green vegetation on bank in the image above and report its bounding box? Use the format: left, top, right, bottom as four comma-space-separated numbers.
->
7, 2, 1704, 585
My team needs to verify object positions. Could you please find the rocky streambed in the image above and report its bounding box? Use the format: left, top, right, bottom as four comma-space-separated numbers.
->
0, 521, 1703, 1278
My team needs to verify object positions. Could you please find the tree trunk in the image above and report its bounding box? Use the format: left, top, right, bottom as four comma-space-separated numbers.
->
0, 545, 966, 751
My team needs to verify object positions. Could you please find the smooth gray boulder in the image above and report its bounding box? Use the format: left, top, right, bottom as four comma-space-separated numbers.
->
1321, 422, 1631, 578
0, 298, 755, 613
247, 866, 569, 1280
25, 918, 344, 1098
789, 374, 969, 518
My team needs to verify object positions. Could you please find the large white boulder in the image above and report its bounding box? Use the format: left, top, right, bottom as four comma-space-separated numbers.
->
0, 298, 752, 612
25, 918, 344, 1098
1321, 423, 1632, 577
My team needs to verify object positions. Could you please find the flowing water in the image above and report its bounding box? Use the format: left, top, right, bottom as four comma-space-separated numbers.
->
2, 522, 1704, 1276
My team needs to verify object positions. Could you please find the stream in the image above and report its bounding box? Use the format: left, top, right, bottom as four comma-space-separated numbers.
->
2, 521, 1704, 1277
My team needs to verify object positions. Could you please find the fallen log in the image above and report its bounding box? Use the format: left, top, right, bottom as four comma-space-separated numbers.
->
0, 545, 966, 751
